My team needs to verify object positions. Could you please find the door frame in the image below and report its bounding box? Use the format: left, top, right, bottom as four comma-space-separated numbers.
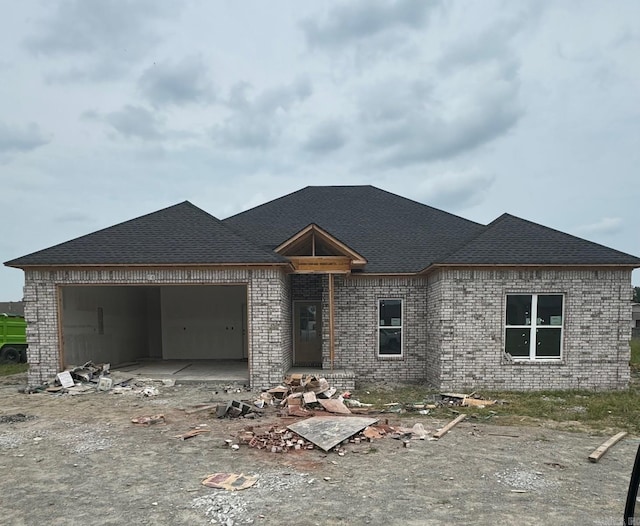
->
292, 300, 323, 366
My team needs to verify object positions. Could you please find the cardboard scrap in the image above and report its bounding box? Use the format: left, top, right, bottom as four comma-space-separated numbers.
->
286, 405, 312, 417
303, 391, 318, 404
202, 473, 257, 491
461, 397, 496, 408
56, 371, 74, 388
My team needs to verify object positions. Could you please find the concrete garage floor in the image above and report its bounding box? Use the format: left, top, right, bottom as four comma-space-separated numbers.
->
113, 359, 249, 383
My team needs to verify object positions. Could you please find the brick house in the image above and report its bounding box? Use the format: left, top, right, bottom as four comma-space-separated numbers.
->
5, 186, 640, 390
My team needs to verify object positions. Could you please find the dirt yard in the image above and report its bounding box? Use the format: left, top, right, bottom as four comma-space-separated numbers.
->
0, 374, 636, 526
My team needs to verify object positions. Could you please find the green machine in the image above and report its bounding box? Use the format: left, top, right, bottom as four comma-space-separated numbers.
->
0, 313, 27, 363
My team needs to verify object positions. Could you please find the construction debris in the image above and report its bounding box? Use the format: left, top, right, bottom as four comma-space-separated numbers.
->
131, 414, 166, 426
185, 404, 219, 415
27, 360, 174, 398
56, 371, 74, 388
286, 416, 378, 452
317, 398, 351, 414
228, 416, 435, 454
238, 425, 314, 452
201, 473, 257, 491
433, 414, 467, 439
441, 393, 498, 408
588, 431, 628, 463
174, 428, 210, 440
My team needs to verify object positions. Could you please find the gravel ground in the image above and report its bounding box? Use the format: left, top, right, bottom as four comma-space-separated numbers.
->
0, 374, 637, 526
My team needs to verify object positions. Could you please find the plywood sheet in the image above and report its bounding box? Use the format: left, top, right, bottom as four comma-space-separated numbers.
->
287, 416, 378, 451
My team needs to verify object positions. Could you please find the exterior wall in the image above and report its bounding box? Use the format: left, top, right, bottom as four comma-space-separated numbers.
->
430, 268, 632, 391
280, 274, 293, 374
324, 275, 429, 385
22, 267, 290, 390
425, 276, 444, 387
291, 274, 323, 301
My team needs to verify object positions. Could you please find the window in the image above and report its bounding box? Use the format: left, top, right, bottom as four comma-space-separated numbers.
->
505, 294, 563, 360
379, 299, 402, 355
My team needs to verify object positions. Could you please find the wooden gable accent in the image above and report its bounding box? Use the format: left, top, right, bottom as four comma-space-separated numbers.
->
275, 224, 367, 273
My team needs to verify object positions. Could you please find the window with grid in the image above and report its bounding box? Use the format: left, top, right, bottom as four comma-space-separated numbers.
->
505, 294, 563, 360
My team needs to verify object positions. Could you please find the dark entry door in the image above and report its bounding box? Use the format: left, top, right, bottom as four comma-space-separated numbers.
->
294, 302, 322, 366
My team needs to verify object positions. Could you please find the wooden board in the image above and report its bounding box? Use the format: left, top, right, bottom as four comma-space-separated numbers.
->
433, 414, 467, 439
184, 404, 219, 414
289, 256, 351, 273
588, 431, 627, 463
318, 398, 351, 414
287, 416, 378, 451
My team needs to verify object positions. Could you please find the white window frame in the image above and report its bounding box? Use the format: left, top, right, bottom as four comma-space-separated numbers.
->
504, 293, 564, 361
378, 298, 403, 357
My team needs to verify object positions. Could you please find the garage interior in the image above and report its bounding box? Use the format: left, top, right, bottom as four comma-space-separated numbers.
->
60, 284, 249, 381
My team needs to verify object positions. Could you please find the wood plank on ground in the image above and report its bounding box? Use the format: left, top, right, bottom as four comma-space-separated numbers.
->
433, 414, 467, 439
185, 404, 219, 415
588, 431, 627, 463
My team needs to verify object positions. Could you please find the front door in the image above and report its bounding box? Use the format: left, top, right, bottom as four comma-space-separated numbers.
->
294, 301, 322, 366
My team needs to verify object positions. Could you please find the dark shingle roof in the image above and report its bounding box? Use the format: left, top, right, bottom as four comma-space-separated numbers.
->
6, 187, 639, 272
5, 201, 286, 267
223, 185, 485, 273
439, 213, 640, 266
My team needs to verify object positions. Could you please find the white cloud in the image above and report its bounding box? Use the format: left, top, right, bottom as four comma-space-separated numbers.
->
24, 0, 179, 81
301, 0, 437, 48
302, 120, 346, 154
0, 122, 50, 154
574, 217, 624, 236
138, 55, 215, 107
212, 77, 312, 150
358, 67, 522, 167
413, 170, 496, 211
99, 105, 166, 141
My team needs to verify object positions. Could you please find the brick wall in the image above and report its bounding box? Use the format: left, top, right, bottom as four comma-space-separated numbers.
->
425, 274, 444, 387
23, 265, 631, 391
22, 267, 290, 390
429, 268, 632, 391
325, 275, 429, 385
291, 274, 323, 301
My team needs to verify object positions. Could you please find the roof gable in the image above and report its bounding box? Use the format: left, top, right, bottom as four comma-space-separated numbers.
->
437, 213, 640, 266
224, 185, 485, 273
5, 201, 286, 267
276, 224, 367, 268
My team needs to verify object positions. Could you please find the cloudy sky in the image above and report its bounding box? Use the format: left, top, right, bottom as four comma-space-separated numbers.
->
1, 0, 639, 300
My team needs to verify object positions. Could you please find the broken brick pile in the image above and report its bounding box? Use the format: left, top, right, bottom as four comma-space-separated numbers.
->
237, 425, 314, 453
268, 374, 352, 416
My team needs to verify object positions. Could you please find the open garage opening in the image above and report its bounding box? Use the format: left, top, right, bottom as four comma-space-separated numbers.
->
59, 284, 248, 381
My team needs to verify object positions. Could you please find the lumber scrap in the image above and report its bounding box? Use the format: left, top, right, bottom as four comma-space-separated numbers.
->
185, 404, 219, 415
588, 431, 627, 463
433, 414, 467, 439
174, 429, 211, 440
